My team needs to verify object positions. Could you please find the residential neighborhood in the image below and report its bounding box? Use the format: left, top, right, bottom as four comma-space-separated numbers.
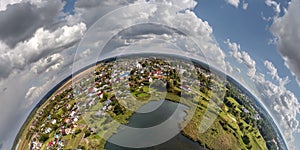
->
15, 56, 279, 150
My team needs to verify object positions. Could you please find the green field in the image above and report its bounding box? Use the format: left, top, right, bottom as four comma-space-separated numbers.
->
181, 95, 267, 150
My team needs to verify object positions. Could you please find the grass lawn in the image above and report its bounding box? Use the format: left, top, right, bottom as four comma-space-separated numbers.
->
182, 107, 241, 150
165, 92, 181, 102
179, 94, 267, 150
63, 132, 85, 149
40, 132, 54, 150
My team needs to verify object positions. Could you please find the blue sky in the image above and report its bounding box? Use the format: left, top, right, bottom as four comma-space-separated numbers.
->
194, 0, 300, 98
194, 0, 288, 80
62, 0, 76, 15
195, 0, 299, 102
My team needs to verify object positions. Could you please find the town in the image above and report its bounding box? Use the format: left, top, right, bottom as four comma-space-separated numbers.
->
15, 56, 279, 150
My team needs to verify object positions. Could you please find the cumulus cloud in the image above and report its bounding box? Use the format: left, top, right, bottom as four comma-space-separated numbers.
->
264, 60, 278, 78
240, 51, 256, 70
226, 62, 233, 73
0, 0, 22, 11
30, 53, 64, 74
226, 0, 240, 8
25, 76, 56, 108
75, 0, 226, 69
265, 0, 281, 15
225, 39, 256, 78
270, 0, 300, 87
148, 0, 197, 9
0, 0, 65, 48
242, 0, 248, 10
225, 39, 241, 60
0, 22, 86, 80
264, 60, 290, 88
73, 0, 198, 27
253, 74, 300, 149
0, 0, 50, 11
72, 0, 137, 27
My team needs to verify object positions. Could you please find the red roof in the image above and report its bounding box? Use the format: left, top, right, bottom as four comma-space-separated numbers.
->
64, 118, 70, 123
89, 87, 94, 93
48, 141, 54, 147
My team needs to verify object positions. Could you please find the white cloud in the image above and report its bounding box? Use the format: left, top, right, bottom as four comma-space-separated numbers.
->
264, 60, 278, 78
261, 12, 272, 22
246, 67, 256, 78
0, 22, 86, 80
0, 0, 22, 11
75, 0, 226, 69
225, 39, 241, 62
226, 61, 233, 73
151, 0, 197, 9
253, 74, 300, 149
242, 0, 248, 10
271, 0, 300, 87
22, 22, 86, 57
265, 0, 281, 15
73, 0, 138, 27
0, 0, 50, 11
264, 60, 290, 88
30, 53, 64, 74
241, 51, 256, 70
226, 0, 240, 8
24, 76, 56, 108
0, 0, 65, 48
225, 39, 256, 78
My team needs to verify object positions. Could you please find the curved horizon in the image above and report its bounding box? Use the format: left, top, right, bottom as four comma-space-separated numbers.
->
13, 53, 288, 150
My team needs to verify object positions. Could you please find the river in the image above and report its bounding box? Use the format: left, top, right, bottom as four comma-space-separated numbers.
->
105, 100, 205, 150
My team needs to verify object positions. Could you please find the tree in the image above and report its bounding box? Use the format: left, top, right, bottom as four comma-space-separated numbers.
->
77, 145, 86, 150
242, 135, 250, 145
75, 128, 82, 134
84, 129, 91, 138
39, 134, 49, 142
166, 81, 174, 92
103, 93, 108, 100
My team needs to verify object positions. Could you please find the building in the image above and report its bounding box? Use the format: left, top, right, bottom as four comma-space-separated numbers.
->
51, 119, 57, 125
180, 85, 191, 92
45, 127, 52, 134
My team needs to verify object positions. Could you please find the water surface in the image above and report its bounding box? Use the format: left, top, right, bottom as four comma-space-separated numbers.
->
105, 100, 205, 150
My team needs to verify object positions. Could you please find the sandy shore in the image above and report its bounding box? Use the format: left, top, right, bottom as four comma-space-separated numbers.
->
55, 65, 98, 95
